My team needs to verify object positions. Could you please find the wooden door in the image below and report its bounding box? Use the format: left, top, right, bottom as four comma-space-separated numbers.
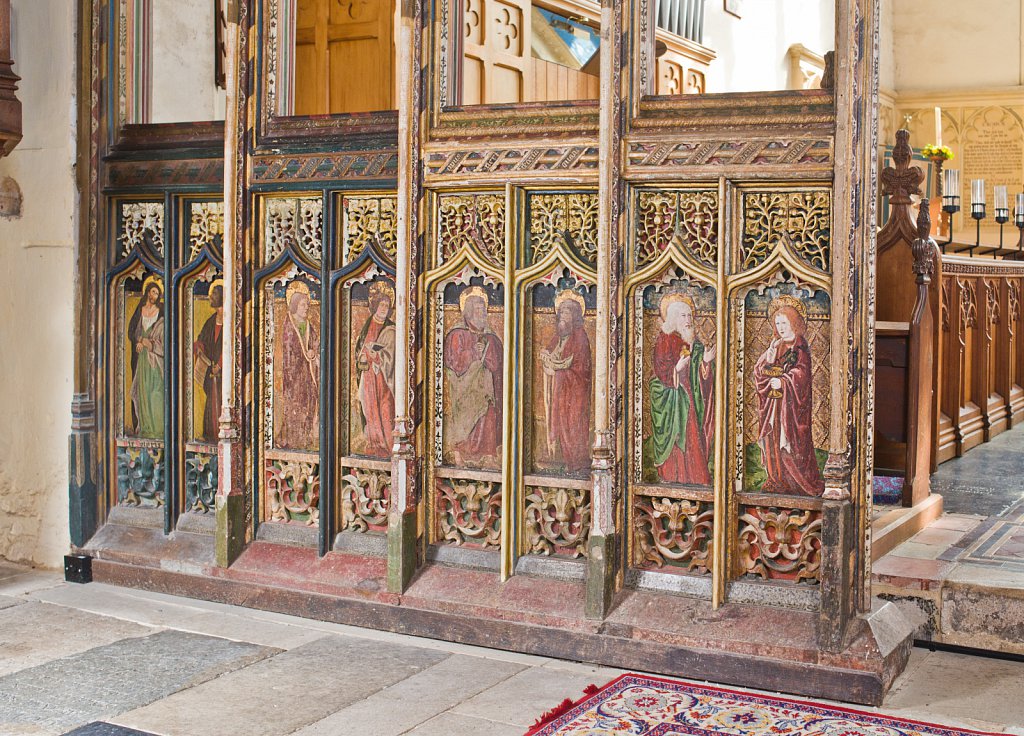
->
295, 0, 396, 115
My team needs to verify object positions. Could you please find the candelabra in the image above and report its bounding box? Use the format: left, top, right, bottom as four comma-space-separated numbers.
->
1016, 192, 1024, 259
941, 168, 960, 249
969, 178, 986, 257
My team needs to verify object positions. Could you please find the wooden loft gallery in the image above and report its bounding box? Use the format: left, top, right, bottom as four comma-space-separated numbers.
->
69, 0, 900, 705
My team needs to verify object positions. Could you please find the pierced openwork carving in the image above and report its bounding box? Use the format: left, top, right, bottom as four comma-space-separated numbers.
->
265, 197, 324, 265
634, 496, 713, 574
342, 195, 398, 265
185, 451, 217, 513
528, 193, 598, 265
636, 190, 718, 268
188, 202, 224, 261
120, 202, 164, 258
741, 191, 831, 271
437, 478, 501, 547
340, 468, 391, 533
117, 445, 164, 507
266, 459, 320, 526
738, 507, 822, 582
437, 193, 505, 266
524, 486, 590, 558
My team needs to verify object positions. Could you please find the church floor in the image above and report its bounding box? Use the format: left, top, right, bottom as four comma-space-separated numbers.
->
0, 561, 1022, 735
873, 427, 1024, 652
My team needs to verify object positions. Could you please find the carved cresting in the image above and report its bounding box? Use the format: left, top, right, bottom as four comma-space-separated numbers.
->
438, 478, 502, 547
437, 193, 506, 266
524, 486, 591, 558
120, 202, 165, 257
741, 191, 831, 271
340, 468, 391, 533
528, 193, 598, 265
189, 202, 225, 260
342, 195, 398, 264
636, 190, 718, 268
634, 497, 714, 574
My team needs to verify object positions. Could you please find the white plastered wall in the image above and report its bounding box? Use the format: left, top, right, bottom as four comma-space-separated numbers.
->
150, 0, 226, 123
702, 0, 835, 93
0, 0, 75, 568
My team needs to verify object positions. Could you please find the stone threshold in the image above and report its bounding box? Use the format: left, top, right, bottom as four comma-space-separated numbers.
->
80, 521, 912, 706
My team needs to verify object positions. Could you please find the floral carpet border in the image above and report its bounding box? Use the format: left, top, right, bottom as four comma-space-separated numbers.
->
529, 673, 1002, 735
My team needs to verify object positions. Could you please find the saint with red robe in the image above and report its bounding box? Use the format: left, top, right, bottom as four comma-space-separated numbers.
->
193, 281, 223, 443
277, 281, 320, 451
649, 294, 716, 485
540, 291, 593, 473
355, 281, 396, 458
753, 297, 824, 496
444, 286, 503, 465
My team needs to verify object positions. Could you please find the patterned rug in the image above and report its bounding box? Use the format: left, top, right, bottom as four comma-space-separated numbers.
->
526, 674, 999, 735
873, 474, 905, 505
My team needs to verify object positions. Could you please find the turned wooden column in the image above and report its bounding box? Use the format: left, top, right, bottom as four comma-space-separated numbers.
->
0, 0, 21, 157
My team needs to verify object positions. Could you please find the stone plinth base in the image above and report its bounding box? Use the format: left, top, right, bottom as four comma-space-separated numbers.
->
80, 521, 913, 705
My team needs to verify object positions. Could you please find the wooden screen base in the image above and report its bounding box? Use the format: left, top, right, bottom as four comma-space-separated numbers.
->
80, 520, 913, 706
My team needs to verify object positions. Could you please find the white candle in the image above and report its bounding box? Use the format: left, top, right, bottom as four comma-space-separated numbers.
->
995, 185, 1008, 211
943, 168, 957, 197
1017, 192, 1024, 216
934, 107, 943, 147
972, 179, 985, 205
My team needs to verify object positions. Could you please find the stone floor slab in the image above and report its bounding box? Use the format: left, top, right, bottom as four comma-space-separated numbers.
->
292, 654, 526, 736
453, 665, 605, 728
0, 594, 24, 610
0, 602, 152, 677
0, 570, 65, 597
111, 635, 449, 736
32, 582, 215, 628
884, 650, 1024, 727
63, 724, 159, 736
0, 630, 276, 733
404, 712, 526, 736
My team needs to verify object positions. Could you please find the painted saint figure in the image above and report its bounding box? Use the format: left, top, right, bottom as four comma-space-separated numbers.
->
355, 281, 396, 458
193, 281, 223, 443
753, 295, 824, 496
650, 294, 716, 485
444, 286, 503, 465
539, 290, 592, 473
128, 276, 165, 439
278, 281, 320, 450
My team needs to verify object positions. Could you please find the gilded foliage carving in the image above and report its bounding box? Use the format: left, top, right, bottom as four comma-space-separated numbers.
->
188, 202, 224, 261
524, 486, 590, 558
437, 479, 501, 547
343, 195, 398, 265
117, 445, 165, 507
265, 197, 324, 265
266, 460, 320, 526
120, 203, 164, 258
634, 497, 714, 574
340, 468, 391, 533
185, 451, 218, 513
529, 193, 598, 265
741, 191, 831, 271
636, 190, 718, 268
738, 507, 822, 582
437, 194, 505, 266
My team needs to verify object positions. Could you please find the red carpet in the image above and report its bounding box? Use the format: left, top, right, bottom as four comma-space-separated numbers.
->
527, 674, 1001, 735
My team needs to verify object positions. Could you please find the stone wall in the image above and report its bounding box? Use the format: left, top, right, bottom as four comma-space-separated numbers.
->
0, 0, 75, 567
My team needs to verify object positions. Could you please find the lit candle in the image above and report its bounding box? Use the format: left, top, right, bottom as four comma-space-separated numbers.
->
972, 179, 985, 205
934, 107, 942, 147
995, 185, 1008, 212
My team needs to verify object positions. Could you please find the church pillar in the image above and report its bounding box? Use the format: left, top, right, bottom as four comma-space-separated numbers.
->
216, 0, 247, 567
387, 0, 422, 594
586, 0, 624, 620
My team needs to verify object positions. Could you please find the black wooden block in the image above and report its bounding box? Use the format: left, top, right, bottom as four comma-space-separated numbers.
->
64, 554, 92, 584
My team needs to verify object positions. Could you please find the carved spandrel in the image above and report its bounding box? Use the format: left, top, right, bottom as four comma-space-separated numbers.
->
636, 190, 718, 268
120, 202, 165, 258
265, 197, 324, 265
437, 193, 506, 266
741, 191, 831, 272
188, 202, 224, 261
342, 195, 398, 265
528, 192, 598, 265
